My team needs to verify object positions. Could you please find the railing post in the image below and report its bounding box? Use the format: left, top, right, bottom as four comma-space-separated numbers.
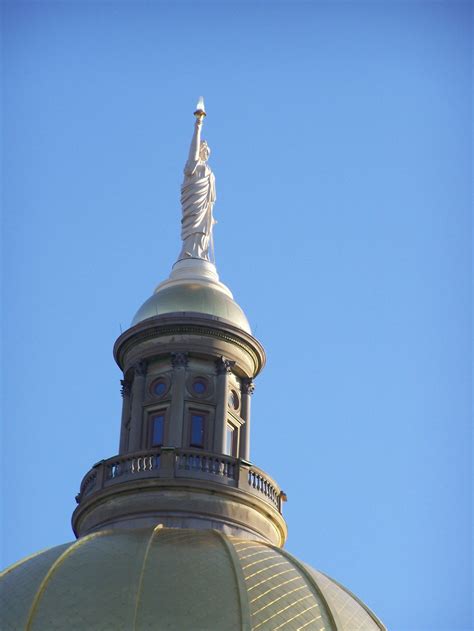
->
237, 461, 250, 492
159, 447, 176, 478
94, 460, 106, 491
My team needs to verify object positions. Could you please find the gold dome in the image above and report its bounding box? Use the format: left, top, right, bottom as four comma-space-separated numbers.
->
131, 282, 251, 333
1, 527, 385, 631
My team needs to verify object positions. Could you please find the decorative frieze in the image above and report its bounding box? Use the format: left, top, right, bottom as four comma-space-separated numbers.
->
113, 321, 265, 376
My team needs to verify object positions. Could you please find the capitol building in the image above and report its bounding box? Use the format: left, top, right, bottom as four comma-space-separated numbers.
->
1, 103, 386, 631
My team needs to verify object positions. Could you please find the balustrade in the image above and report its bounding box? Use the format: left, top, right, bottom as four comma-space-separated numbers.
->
177, 450, 236, 480
107, 453, 160, 480
80, 471, 97, 498
248, 469, 280, 510
76, 447, 283, 513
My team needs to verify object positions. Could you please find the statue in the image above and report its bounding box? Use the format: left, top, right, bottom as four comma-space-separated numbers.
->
178, 98, 216, 262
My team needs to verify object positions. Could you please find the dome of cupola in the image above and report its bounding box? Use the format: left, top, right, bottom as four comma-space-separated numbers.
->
132, 258, 251, 334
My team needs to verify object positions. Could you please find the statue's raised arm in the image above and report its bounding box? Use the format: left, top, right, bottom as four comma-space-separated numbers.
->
178, 99, 216, 262
184, 117, 203, 171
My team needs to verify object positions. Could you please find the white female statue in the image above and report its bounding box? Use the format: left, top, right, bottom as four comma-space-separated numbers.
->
178, 101, 216, 261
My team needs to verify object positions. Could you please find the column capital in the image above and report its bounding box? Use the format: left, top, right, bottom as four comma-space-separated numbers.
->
134, 360, 147, 377
120, 379, 132, 397
171, 352, 188, 369
241, 378, 255, 395
215, 356, 236, 375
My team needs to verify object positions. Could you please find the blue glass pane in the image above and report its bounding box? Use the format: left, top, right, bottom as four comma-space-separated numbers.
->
152, 415, 164, 446
191, 414, 204, 447
154, 381, 166, 396
193, 380, 206, 395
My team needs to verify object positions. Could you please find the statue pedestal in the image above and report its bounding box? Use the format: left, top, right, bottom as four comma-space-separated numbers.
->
154, 257, 233, 299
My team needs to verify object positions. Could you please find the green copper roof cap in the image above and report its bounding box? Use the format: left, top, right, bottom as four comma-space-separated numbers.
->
131, 258, 251, 333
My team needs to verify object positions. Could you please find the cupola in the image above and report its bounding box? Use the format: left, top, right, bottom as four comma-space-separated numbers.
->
1, 99, 386, 631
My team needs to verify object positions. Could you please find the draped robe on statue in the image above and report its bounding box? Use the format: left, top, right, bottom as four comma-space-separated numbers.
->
178, 121, 216, 261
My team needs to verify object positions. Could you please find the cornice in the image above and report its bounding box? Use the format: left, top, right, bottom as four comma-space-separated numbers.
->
114, 313, 266, 375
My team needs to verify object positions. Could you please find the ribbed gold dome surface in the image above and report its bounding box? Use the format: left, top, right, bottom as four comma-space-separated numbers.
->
1, 527, 385, 631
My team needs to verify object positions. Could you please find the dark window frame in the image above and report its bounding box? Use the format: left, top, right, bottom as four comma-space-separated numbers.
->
149, 410, 167, 447
189, 410, 207, 449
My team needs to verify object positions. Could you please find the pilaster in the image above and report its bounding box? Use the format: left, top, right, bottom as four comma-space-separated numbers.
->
214, 356, 235, 453
167, 352, 188, 448
119, 379, 132, 454
239, 378, 255, 461
129, 361, 147, 451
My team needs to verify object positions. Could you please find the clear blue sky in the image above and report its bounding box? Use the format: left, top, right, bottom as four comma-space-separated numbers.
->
1, 2, 472, 630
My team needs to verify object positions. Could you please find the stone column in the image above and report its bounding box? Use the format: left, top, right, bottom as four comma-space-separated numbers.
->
128, 361, 147, 452
214, 356, 236, 454
239, 378, 255, 461
118, 379, 132, 454
167, 353, 188, 448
